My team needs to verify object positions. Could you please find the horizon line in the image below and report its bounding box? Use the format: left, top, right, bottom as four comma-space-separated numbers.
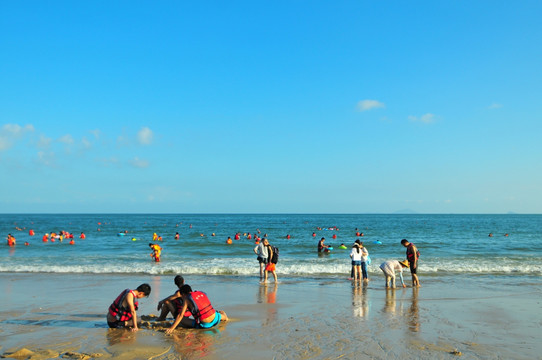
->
0, 212, 535, 215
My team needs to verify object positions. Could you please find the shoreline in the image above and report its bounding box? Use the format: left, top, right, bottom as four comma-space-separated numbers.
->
1, 272, 541, 359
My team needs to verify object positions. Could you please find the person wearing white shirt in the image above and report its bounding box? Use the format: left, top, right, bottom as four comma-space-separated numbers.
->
379, 259, 409, 288
358, 241, 369, 283
254, 238, 269, 282
350, 241, 363, 281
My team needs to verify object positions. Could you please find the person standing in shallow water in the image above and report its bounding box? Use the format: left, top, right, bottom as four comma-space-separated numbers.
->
254, 238, 269, 281
401, 239, 420, 287
379, 259, 409, 288
358, 240, 369, 283
350, 241, 362, 281
264, 239, 278, 284
318, 237, 329, 253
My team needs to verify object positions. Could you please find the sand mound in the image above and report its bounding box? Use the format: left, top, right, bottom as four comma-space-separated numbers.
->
61, 351, 103, 359
2, 348, 35, 359
2, 348, 103, 360
2, 348, 60, 360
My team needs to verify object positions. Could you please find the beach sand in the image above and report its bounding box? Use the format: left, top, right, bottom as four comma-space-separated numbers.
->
1, 273, 541, 360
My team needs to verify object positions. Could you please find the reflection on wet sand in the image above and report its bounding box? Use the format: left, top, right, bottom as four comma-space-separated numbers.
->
407, 287, 420, 332
106, 328, 137, 346
383, 288, 397, 315
380, 287, 419, 333
352, 283, 369, 318
258, 283, 278, 326
170, 329, 217, 358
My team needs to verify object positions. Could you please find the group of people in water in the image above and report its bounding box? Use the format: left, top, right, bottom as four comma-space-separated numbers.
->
6, 230, 85, 246
253, 237, 278, 283
107, 275, 228, 332
371, 239, 420, 289
107, 236, 420, 333
316, 235, 421, 288
250, 232, 421, 289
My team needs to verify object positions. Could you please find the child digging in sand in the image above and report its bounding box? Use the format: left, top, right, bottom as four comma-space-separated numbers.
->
165, 285, 228, 334
156, 275, 190, 321
107, 283, 151, 331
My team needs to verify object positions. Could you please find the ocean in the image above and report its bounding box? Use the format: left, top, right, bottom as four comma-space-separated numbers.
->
2, 214, 541, 279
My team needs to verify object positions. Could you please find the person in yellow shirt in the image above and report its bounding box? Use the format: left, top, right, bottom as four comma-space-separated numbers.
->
149, 243, 162, 262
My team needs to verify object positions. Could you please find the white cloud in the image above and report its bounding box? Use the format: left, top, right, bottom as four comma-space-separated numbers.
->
90, 129, 101, 139
488, 103, 502, 109
37, 135, 53, 148
130, 157, 150, 168
36, 150, 56, 167
81, 136, 92, 150
357, 99, 385, 112
0, 137, 10, 151
408, 113, 436, 124
58, 134, 74, 145
2, 124, 35, 136
137, 127, 153, 145
0, 123, 35, 151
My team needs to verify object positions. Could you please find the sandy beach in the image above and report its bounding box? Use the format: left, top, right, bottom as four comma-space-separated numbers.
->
1, 272, 541, 360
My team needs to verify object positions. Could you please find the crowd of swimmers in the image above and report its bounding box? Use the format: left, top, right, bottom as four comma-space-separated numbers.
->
6, 230, 85, 246
107, 275, 228, 332
6, 225, 420, 288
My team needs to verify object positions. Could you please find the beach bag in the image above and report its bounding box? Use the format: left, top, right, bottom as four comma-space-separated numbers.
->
366, 255, 371, 265
270, 246, 279, 264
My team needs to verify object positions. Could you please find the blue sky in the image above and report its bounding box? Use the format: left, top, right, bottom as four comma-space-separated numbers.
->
1, 1, 541, 214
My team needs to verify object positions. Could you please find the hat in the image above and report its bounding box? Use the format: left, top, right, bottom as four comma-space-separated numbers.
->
399, 260, 409, 267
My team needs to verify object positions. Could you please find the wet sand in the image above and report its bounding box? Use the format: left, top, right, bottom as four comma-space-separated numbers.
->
1, 273, 541, 359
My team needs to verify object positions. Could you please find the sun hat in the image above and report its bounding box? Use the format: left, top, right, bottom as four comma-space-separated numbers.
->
399, 260, 409, 267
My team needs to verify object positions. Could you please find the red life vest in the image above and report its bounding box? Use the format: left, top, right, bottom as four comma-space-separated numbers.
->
108, 289, 138, 322
186, 291, 215, 323
406, 243, 420, 262
172, 296, 193, 318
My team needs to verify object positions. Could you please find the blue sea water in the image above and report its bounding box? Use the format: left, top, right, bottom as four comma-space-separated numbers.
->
1, 214, 541, 278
